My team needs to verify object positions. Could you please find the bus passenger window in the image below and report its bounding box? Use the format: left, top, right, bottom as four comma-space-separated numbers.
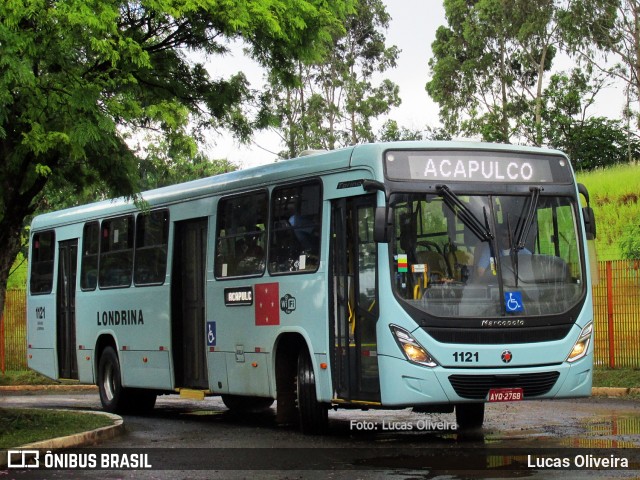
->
215, 191, 267, 278
269, 181, 322, 274
99, 215, 134, 288
134, 210, 169, 285
81, 222, 99, 290
30, 230, 55, 294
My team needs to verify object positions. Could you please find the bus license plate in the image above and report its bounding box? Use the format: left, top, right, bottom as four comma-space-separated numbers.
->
488, 388, 523, 402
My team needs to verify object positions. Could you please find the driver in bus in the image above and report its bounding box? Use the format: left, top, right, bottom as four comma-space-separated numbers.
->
474, 225, 531, 278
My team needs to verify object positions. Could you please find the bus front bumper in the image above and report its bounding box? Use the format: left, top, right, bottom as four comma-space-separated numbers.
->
378, 354, 592, 407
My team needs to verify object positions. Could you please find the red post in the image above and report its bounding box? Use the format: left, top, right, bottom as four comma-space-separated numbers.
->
606, 261, 615, 368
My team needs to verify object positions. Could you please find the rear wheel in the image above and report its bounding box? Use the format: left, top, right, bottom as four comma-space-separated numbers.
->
455, 403, 485, 430
98, 347, 157, 414
98, 346, 127, 414
296, 349, 328, 434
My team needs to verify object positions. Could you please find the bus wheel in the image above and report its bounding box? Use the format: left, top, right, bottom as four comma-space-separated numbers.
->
221, 395, 274, 413
296, 349, 328, 434
455, 403, 485, 430
98, 346, 128, 414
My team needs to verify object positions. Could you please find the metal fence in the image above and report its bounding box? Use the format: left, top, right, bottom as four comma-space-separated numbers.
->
1, 289, 27, 371
2, 261, 640, 372
593, 260, 640, 368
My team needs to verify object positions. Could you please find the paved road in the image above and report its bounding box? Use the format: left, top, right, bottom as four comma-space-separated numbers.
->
2, 392, 640, 479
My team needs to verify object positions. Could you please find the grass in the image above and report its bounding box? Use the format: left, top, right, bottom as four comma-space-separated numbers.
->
0, 408, 113, 449
0, 369, 57, 386
576, 163, 640, 260
592, 368, 640, 389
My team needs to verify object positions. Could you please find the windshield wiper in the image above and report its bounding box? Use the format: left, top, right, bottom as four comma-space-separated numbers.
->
514, 186, 542, 251
436, 185, 493, 242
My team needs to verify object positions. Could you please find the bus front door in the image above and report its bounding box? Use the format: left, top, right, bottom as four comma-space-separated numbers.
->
331, 195, 380, 403
57, 239, 78, 379
172, 218, 209, 389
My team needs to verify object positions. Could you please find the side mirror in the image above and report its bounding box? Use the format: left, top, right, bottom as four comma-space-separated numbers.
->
578, 183, 596, 240
374, 206, 392, 243
582, 206, 596, 240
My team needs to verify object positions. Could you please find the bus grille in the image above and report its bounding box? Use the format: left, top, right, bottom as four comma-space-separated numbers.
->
448, 372, 561, 400
424, 325, 572, 344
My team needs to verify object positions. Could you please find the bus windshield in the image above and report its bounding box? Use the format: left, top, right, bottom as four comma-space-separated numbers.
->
391, 191, 584, 318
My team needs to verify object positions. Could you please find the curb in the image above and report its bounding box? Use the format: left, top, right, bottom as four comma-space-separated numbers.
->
0, 385, 98, 393
0, 410, 124, 468
592, 387, 640, 397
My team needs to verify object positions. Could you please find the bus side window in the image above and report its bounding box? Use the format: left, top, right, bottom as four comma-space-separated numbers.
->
99, 215, 134, 288
134, 209, 169, 285
269, 181, 322, 274
81, 222, 99, 290
30, 230, 55, 294
215, 191, 267, 278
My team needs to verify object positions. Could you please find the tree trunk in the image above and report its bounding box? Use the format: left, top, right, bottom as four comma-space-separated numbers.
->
534, 44, 549, 146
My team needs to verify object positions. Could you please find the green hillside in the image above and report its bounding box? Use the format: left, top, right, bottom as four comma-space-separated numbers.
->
576, 162, 640, 260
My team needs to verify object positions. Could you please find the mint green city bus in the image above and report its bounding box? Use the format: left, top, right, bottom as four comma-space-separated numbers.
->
27, 141, 596, 433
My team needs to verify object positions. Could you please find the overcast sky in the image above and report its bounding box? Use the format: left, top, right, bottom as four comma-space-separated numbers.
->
204, 1, 624, 169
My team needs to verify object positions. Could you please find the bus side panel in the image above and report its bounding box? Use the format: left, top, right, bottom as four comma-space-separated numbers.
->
26, 295, 58, 380
225, 352, 272, 396
77, 348, 95, 384
78, 286, 173, 390
313, 353, 332, 402
207, 351, 229, 394
120, 350, 172, 389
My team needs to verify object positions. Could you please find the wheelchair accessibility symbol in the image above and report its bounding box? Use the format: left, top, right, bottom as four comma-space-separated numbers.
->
207, 321, 216, 346
504, 292, 524, 313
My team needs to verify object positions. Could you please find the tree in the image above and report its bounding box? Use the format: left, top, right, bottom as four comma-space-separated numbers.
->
541, 69, 640, 169
426, 0, 617, 144
263, 0, 399, 158
566, 0, 640, 128
377, 120, 452, 142
0, 0, 353, 325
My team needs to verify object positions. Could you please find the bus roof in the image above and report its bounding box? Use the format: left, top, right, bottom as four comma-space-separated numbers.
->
30, 141, 567, 231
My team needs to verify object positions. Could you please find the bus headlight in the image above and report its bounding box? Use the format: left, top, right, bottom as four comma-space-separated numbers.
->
566, 322, 593, 363
390, 325, 438, 367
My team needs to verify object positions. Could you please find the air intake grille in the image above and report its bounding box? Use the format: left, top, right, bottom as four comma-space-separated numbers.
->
448, 371, 561, 400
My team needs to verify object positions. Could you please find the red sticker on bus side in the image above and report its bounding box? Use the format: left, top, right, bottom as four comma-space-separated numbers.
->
255, 283, 280, 326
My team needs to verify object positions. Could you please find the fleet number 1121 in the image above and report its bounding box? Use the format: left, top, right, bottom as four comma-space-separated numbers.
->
453, 351, 479, 362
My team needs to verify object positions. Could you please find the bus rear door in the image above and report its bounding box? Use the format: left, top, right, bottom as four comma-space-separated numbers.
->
57, 239, 79, 379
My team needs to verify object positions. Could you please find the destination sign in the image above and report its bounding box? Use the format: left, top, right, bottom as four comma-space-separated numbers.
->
385, 150, 571, 184
224, 286, 253, 306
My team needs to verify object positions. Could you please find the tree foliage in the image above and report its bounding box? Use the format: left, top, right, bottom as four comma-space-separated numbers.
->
568, 0, 639, 127
426, 0, 617, 145
262, 0, 399, 158
0, 0, 353, 319
620, 224, 640, 260
542, 68, 640, 170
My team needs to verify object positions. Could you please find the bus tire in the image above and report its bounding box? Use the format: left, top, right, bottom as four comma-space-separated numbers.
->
98, 346, 129, 414
296, 348, 328, 434
455, 403, 485, 430
221, 395, 274, 413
